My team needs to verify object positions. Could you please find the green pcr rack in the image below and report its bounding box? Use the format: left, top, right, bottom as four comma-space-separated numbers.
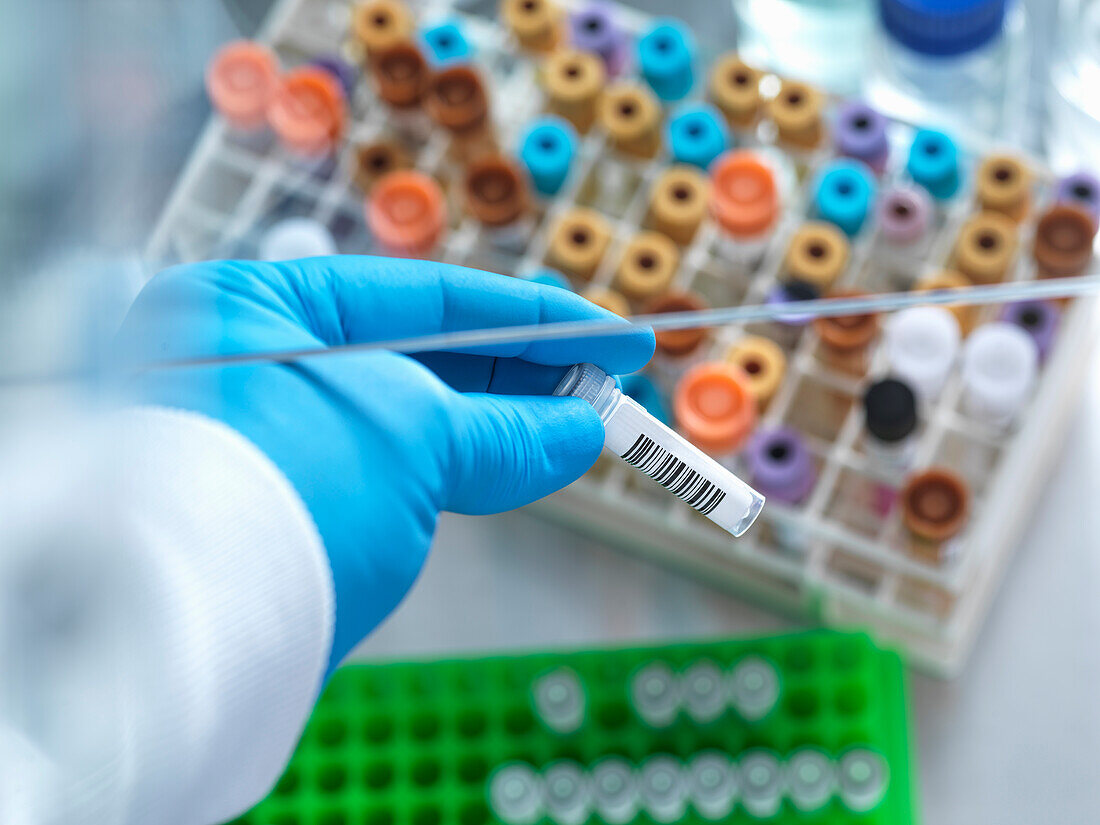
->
228, 630, 917, 825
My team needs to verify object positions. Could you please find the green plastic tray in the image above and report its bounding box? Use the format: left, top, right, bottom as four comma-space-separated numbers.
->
228, 630, 917, 825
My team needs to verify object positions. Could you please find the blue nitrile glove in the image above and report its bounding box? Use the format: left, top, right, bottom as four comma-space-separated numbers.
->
115, 257, 654, 672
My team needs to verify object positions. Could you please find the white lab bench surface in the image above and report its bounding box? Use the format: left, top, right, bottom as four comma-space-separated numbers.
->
355, 348, 1100, 824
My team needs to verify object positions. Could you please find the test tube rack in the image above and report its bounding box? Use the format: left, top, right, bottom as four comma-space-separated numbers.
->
144, 0, 1097, 677
224, 630, 916, 825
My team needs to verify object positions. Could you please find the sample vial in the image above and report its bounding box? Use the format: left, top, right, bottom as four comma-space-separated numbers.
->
366, 170, 447, 255
267, 66, 347, 157
1055, 171, 1100, 227
420, 21, 471, 66
644, 290, 712, 367
765, 280, 820, 351
502, 0, 563, 53
258, 217, 337, 261
463, 155, 531, 244
812, 291, 879, 376
569, 2, 628, 76
425, 66, 493, 159
878, 186, 932, 249
598, 83, 662, 159
726, 336, 786, 410
673, 362, 758, 459
591, 758, 639, 825
205, 41, 279, 131
371, 42, 430, 109
961, 321, 1039, 428
519, 116, 578, 198
862, 378, 919, 470
1032, 203, 1097, 279
812, 159, 876, 237
667, 105, 730, 170
746, 427, 817, 506
352, 140, 410, 192
767, 79, 825, 149
837, 748, 889, 814
833, 101, 889, 174
543, 49, 606, 134
975, 154, 1031, 221
905, 129, 960, 201
547, 208, 611, 281
638, 19, 696, 101
648, 166, 710, 246
709, 150, 780, 264
532, 667, 585, 734
543, 761, 592, 825
913, 270, 979, 337
638, 755, 688, 823
557, 364, 765, 536
680, 659, 727, 724
901, 468, 970, 564
999, 300, 1060, 362
784, 222, 851, 294
615, 231, 680, 301
785, 748, 836, 813
726, 655, 780, 721
883, 306, 960, 401
351, 0, 415, 59
629, 661, 680, 728
490, 762, 545, 825
622, 373, 672, 426
709, 54, 762, 130
687, 751, 739, 821
738, 749, 785, 818
953, 211, 1018, 285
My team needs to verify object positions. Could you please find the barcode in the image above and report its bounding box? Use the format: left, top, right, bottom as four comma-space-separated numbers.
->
621, 434, 727, 516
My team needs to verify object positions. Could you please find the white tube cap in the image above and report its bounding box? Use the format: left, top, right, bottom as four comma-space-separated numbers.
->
258, 217, 338, 261
961, 321, 1038, 424
884, 306, 961, 400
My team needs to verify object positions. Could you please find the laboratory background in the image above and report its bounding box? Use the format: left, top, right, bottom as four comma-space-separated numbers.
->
3, 0, 1100, 823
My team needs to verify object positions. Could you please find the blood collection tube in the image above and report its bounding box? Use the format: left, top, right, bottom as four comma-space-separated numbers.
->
709, 54, 762, 130
615, 231, 680, 301
543, 761, 592, 825
205, 41, 279, 131
667, 104, 729, 170
1055, 170, 1100, 227
687, 751, 738, 821
999, 300, 1060, 361
838, 749, 889, 814
581, 287, 630, 318
519, 115, 577, 196
352, 140, 409, 192
425, 65, 493, 159
630, 661, 680, 728
786, 748, 837, 813
768, 79, 824, 149
784, 222, 850, 293
953, 211, 1018, 284
976, 154, 1031, 221
726, 655, 780, 722
370, 41, 429, 108
543, 48, 605, 134
765, 279, 820, 350
878, 186, 932, 249
648, 166, 709, 246
502, 0, 563, 52
311, 55, 357, 99
747, 427, 817, 506
366, 170, 446, 255
961, 322, 1039, 428
906, 129, 960, 200
638, 19, 695, 101
726, 336, 786, 410
556, 364, 765, 536
621, 373, 671, 426
532, 667, 585, 734
490, 762, 545, 825
420, 21, 471, 67
862, 378, 919, 470
591, 758, 639, 825
258, 217, 337, 261
813, 159, 877, 237
883, 306, 960, 401
639, 756, 688, 823
901, 468, 969, 564
738, 750, 785, 819
598, 82, 662, 159
645, 290, 711, 366
835, 101, 889, 174
464, 154, 531, 245
267, 66, 347, 156
674, 362, 757, 460
680, 659, 726, 723
709, 150, 779, 263
351, 0, 414, 59
569, 2, 628, 76
546, 207, 611, 281
1033, 203, 1097, 279
913, 269, 979, 336
813, 291, 879, 375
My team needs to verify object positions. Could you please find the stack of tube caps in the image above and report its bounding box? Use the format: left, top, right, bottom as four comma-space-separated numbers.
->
223, 630, 917, 825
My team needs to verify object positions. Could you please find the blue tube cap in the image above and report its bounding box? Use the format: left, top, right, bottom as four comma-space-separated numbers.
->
813, 159, 877, 237
879, 0, 1007, 56
620, 373, 671, 425
667, 104, 729, 170
519, 116, 578, 196
907, 128, 960, 199
420, 21, 471, 65
526, 267, 574, 291
638, 19, 695, 101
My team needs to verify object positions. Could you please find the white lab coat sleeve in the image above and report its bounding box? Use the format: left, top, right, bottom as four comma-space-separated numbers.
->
0, 406, 335, 825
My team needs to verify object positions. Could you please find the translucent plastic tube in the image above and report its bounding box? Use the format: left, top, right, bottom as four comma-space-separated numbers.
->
554, 363, 765, 537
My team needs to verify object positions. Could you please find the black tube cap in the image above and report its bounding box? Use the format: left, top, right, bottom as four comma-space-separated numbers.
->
863, 378, 917, 443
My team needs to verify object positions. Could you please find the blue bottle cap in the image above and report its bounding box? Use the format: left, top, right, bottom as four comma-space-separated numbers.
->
906, 128, 960, 199
620, 373, 671, 425
813, 159, 876, 237
519, 116, 578, 196
526, 267, 574, 291
420, 21, 471, 65
879, 0, 1007, 57
637, 19, 695, 101
667, 104, 729, 170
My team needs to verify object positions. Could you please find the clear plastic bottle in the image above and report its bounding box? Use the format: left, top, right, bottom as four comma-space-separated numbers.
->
1046, 0, 1100, 173
865, 0, 1030, 146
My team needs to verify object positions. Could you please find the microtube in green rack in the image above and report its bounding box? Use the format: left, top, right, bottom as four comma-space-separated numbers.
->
225, 630, 918, 825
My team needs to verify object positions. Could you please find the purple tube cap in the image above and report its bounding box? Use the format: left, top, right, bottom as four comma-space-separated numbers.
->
747, 427, 817, 505
999, 299, 1060, 361
766, 281, 818, 327
835, 102, 889, 171
877, 185, 932, 245
1055, 171, 1100, 228
570, 2, 628, 74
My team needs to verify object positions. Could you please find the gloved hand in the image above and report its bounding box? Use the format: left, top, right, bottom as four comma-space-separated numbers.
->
115, 257, 654, 672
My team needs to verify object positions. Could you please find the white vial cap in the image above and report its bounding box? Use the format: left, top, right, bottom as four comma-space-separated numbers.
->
961, 321, 1039, 425
532, 667, 586, 734
639, 755, 688, 823
687, 751, 738, 820
838, 748, 889, 813
884, 306, 960, 400
726, 655, 780, 722
591, 758, 639, 825
786, 748, 837, 812
630, 661, 680, 728
738, 749, 785, 819
680, 660, 726, 724
543, 761, 592, 825
258, 217, 337, 261
490, 763, 545, 825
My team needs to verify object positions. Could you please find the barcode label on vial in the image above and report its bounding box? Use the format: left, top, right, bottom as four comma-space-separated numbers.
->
621, 434, 727, 516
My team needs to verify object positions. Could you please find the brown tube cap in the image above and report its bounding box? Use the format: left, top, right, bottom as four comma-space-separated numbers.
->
813, 290, 879, 354
598, 83, 661, 158
644, 290, 710, 358
615, 231, 680, 299
542, 49, 605, 133
767, 79, 824, 149
784, 222, 850, 291
726, 335, 786, 408
648, 165, 709, 246
372, 42, 429, 108
352, 0, 414, 56
425, 66, 490, 134
902, 468, 970, 544
914, 270, 979, 336
976, 154, 1031, 221
1033, 203, 1097, 278
352, 140, 410, 191
464, 155, 529, 226
582, 287, 630, 317
709, 54, 762, 128
954, 211, 1017, 284
547, 207, 611, 280
501, 0, 562, 52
